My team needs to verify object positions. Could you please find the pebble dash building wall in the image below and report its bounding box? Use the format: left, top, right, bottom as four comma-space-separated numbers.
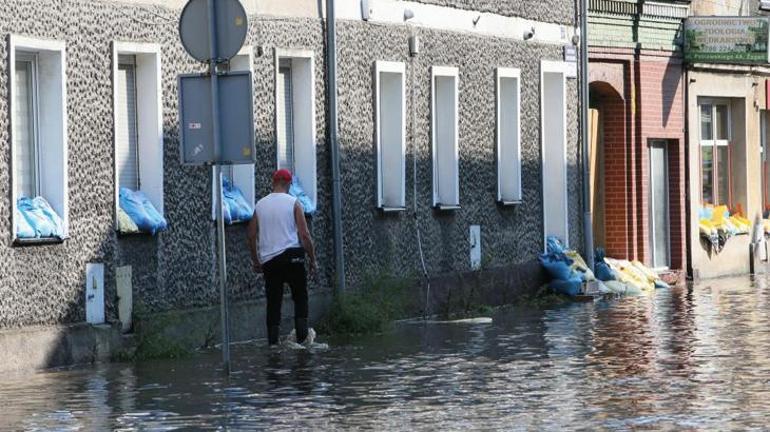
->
0, 0, 583, 356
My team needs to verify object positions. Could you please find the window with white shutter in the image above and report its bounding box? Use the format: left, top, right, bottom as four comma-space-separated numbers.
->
115, 55, 140, 191
374, 61, 406, 210
13, 56, 38, 199
112, 42, 164, 229
276, 60, 295, 172
496, 67, 522, 204
274, 50, 317, 207
10, 35, 69, 240
431, 66, 460, 209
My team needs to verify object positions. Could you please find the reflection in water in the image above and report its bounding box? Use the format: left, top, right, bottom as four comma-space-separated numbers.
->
5, 276, 770, 430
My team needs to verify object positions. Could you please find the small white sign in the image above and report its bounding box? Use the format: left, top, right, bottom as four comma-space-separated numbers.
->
189, 122, 202, 130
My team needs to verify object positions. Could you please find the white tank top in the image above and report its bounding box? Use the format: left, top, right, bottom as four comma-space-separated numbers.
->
255, 193, 301, 264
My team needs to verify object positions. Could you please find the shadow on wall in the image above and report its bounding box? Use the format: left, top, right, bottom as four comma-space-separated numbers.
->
661, 57, 682, 128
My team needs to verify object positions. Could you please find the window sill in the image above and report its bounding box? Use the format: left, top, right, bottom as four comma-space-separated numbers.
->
497, 200, 523, 206
434, 204, 461, 211
13, 237, 67, 246
116, 230, 159, 238
379, 206, 407, 213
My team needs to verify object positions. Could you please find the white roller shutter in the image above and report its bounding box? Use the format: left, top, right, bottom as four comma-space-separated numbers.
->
13, 59, 38, 199
276, 61, 295, 172
115, 57, 140, 191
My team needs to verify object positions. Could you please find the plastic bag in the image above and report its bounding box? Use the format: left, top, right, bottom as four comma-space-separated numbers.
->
539, 253, 575, 281
290, 177, 316, 215
15, 207, 35, 238
117, 207, 139, 234
549, 276, 583, 297
120, 188, 167, 235
594, 249, 616, 281
222, 177, 253, 223
34, 197, 64, 237
17, 197, 57, 238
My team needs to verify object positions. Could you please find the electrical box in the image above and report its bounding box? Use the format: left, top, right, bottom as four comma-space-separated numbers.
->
85, 263, 105, 325
116, 266, 133, 333
470, 225, 481, 270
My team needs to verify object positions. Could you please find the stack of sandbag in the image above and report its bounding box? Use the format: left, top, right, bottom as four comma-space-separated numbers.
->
222, 177, 253, 224
593, 250, 670, 294
290, 177, 315, 215
699, 205, 752, 253
15, 197, 65, 239
119, 188, 168, 235
539, 236, 605, 296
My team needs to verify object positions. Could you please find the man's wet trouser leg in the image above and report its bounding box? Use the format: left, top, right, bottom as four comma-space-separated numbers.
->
263, 258, 284, 345
287, 248, 309, 344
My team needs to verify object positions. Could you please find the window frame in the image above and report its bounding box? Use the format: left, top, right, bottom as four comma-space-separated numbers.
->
374, 60, 407, 211
9, 35, 68, 242
698, 99, 732, 206
112, 41, 164, 231
430, 66, 460, 210
496, 67, 522, 205
13, 53, 41, 199
274, 48, 317, 208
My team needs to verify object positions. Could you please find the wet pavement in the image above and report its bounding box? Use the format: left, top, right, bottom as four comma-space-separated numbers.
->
4, 275, 770, 430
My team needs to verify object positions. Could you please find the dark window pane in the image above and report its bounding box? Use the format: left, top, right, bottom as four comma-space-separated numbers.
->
702, 146, 714, 204
701, 104, 713, 141
715, 105, 729, 140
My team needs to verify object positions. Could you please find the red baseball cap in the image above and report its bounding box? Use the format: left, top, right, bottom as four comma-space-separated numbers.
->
272, 169, 292, 183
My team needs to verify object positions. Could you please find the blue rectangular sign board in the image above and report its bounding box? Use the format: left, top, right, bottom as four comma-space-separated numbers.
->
178, 71, 256, 165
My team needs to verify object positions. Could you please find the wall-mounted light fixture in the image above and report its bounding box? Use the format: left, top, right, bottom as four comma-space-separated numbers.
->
523, 26, 535, 41
409, 35, 420, 57
472, 14, 481, 26
404, 9, 415, 21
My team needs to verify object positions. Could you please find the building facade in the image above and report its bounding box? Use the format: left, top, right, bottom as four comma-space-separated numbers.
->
685, 1, 770, 278
587, 0, 689, 273
0, 0, 583, 365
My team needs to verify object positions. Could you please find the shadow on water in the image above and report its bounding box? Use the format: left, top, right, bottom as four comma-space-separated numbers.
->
8, 276, 770, 430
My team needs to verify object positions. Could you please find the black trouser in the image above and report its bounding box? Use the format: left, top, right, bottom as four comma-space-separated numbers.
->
263, 247, 308, 344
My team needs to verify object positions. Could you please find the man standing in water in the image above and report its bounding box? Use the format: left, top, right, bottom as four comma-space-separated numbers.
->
247, 169, 317, 346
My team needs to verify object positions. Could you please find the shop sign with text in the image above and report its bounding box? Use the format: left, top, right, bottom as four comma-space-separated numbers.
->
685, 17, 770, 64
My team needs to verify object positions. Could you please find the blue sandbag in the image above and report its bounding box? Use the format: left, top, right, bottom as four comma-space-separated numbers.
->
539, 253, 575, 281
34, 197, 64, 237
550, 276, 583, 297
594, 248, 616, 282
222, 177, 253, 223
290, 177, 316, 215
17, 197, 57, 238
15, 207, 35, 238
120, 188, 167, 235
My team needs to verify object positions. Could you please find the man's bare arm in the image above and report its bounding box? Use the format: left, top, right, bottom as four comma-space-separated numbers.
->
294, 202, 316, 272
247, 211, 261, 271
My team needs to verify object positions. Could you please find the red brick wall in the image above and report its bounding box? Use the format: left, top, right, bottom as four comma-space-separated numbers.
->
589, 48, 686, 270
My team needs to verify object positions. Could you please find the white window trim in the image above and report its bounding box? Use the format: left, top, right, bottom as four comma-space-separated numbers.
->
112, 41, 164, 229
496, 67, 522, 205
540, 60, 569, 249
211, 46, 257, 221
9, 35, 68, 241
274, 48, 317, 208
374, 60, 407, 211
430, 66, 460, 209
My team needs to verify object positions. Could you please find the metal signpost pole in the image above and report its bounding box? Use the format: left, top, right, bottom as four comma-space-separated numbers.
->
207, 0, 231, 375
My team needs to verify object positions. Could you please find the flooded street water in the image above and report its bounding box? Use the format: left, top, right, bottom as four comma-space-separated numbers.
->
5, 276, 770, 430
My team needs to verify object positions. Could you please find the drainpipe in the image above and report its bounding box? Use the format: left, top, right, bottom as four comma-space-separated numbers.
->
326, 0, 346, 292
580, 0, 595, 271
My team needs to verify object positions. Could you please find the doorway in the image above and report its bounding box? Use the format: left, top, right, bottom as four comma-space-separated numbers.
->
649, 140, 670, 268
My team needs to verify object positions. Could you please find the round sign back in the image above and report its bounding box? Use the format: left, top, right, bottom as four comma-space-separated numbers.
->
179, 0, 248, 62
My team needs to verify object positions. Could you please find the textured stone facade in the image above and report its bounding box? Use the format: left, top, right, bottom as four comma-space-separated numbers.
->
0, 0, 580, 329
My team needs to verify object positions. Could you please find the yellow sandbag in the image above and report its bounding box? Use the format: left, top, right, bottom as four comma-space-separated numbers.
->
117, 207, 139, 234
699, 219, 715, 236
632, 261, 658, 283
606, 258, 654, 291
565, 250, 596, 281
712, 205, 729, 225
